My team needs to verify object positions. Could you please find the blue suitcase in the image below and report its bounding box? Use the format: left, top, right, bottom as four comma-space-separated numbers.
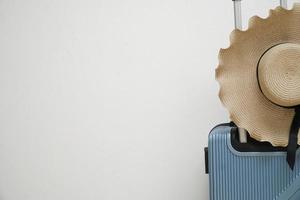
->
205, 123, 300, 200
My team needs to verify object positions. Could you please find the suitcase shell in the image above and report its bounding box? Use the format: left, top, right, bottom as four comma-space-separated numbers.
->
207, 124, 300, 200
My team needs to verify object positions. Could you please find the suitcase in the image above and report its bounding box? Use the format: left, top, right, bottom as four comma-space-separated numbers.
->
205, 1, 300, 199
205, 123, 300, 200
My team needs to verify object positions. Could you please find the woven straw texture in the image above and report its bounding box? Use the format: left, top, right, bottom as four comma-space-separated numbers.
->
258, 43, 300, 107
216, 4, 300, 146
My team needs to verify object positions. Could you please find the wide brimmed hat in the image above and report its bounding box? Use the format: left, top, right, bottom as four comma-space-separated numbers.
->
216, 4, 300, 153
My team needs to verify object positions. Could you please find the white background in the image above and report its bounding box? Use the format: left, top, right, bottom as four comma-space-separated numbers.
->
0, 0, 298, 199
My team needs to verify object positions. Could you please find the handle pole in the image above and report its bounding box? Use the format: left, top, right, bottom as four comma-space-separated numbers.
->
233, 0, 247, 143
233, 0, 242, 30
280, 0, 287, 9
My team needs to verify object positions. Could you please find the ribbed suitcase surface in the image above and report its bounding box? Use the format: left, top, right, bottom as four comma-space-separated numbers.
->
208, 125, 300, 200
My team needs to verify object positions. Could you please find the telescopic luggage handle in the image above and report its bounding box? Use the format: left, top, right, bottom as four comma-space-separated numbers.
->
230, 0, 288, 143
232, 0, 288, 30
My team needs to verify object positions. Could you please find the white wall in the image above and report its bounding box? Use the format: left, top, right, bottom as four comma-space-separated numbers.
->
0, 0, 297, 199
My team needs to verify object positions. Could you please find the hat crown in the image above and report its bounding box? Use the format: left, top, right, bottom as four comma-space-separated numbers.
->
258, 43, 300, 107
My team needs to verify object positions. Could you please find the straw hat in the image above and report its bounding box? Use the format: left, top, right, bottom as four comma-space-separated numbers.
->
216, 4, 300, 147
